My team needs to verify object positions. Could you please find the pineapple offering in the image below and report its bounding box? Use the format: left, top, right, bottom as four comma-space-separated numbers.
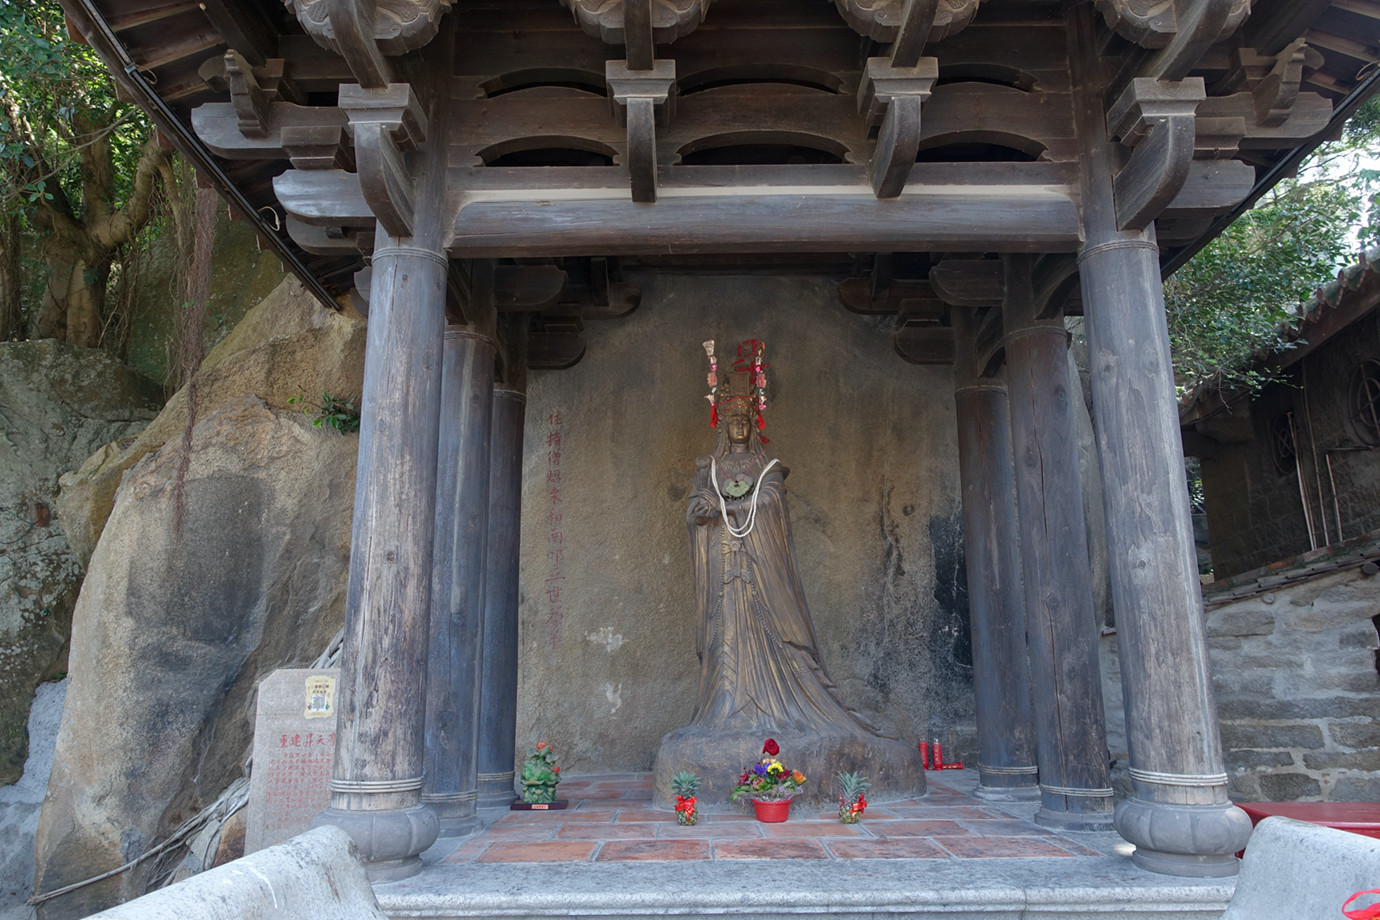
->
671, 771, 702, 825
835, 771, 870, 823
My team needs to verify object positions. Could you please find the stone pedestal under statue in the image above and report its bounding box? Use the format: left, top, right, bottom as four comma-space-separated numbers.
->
653, 341, 925, 811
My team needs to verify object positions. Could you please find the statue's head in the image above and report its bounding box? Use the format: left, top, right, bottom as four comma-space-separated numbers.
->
701, 339, 768, 453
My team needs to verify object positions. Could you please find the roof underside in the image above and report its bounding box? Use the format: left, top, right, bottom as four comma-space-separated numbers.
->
60, 0, 1380, 366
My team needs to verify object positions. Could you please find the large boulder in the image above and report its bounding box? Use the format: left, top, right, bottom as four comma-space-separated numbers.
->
0, 342, 161, 784
56, 277, 364, 566
35, 278, 365, 919
34, 396, 357, 919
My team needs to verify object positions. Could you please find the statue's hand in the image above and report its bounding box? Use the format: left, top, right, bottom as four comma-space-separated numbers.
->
688, 494, 717, 523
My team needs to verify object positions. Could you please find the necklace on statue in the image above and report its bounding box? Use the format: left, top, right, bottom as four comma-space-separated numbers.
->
711, 457, 780, 539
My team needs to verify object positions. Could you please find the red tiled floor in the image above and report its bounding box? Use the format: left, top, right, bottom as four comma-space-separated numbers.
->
438, 774, 1111, 865
557, 823, 658, 840
956, 819, 1053, 836
442, 838, 492, 862
863, 819, 975, 837
934, 836, 1082, 858
713, 838, 830, 859
759, 821, 869, 838
613, 808, 681, 822
493, 809, 615, 825
654, 820, 766, 839
476, 840, 598, 862
824, 837, 952, 859
885, 805, 1004, 820
596, 839, 713, 861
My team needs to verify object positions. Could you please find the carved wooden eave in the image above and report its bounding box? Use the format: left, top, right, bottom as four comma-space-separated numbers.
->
286, 0, 455, 86
1095, 0, 1252, 50
562, 0, 711, 46
833, 0, 982, 47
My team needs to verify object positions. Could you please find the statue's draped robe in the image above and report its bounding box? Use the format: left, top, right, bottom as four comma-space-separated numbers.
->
686, 462, 880, 735
652, 450, 925, 810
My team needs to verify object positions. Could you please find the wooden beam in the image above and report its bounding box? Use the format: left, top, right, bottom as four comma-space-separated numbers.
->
274, 168, 1083, 254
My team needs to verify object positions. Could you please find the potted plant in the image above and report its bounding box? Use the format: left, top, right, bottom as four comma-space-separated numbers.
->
671, 771, 701, 825
729, 738, 806, 822
835, 770, 870, 823
519, 740, 561, 805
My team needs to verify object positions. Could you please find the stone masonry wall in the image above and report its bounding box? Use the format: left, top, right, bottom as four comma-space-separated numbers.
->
1200, 310, 1380, 579
1206, 565, 1380, 801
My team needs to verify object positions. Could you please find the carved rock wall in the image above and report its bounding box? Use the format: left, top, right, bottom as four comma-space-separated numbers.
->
515, 271, 977, 775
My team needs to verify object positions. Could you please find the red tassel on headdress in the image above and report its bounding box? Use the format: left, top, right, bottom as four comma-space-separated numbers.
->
756, 410, 765, 430
710, 405, 718, 428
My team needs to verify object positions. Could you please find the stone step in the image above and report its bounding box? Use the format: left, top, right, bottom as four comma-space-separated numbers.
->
374, 856, 1235, 920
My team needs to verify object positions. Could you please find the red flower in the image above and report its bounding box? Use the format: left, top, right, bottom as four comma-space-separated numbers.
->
552, 765, 560, 774
763, 738, 779, 756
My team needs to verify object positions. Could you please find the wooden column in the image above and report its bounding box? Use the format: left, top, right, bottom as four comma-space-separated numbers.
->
1002, 254, 1114, 830
952, 310, 1039, 800
1069, 1, 1250, 877
475, 389, 527, 807
311, 236, 447, 878
477, 323, 528, 808
423, 327, 496, 836
312, 34, 454, 879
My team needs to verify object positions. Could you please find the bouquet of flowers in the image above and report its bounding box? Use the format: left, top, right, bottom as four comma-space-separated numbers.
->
729, 738, 807, 803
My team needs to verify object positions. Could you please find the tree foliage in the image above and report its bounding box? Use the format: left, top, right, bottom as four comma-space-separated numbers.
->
0, 0, 173, 347
1166, 96, 1380, 394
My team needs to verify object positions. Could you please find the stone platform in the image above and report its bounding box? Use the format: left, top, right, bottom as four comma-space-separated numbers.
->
372, 771, 1236, 920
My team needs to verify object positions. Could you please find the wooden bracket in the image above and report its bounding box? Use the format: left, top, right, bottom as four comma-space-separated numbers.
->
223, 53, 299, 140
1031, 254, 1080, 320
858, 57, 937, 198
930, 259, 1004, 308
606, 59, 676, 203
890, 0, 940, 69
282, 124, 355, 170
1221, 39, 1323, 128
340, 83, 427, 237
224, 51, 272, 139
1108, 77, 1204, 231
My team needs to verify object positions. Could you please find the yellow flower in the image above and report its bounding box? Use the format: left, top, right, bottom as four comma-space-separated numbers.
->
767, 761, 785, 776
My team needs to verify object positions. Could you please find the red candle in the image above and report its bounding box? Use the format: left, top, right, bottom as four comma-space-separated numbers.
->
933, 740, 944, 769
919, 741, 930, 770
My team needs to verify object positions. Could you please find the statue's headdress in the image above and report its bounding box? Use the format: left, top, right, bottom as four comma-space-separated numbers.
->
702, 339, 767, 430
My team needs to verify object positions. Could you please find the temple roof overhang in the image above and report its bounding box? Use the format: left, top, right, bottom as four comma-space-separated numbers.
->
59, 0, 1380, 368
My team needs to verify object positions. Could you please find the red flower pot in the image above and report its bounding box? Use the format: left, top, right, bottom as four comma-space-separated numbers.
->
752, 798, 792, 822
